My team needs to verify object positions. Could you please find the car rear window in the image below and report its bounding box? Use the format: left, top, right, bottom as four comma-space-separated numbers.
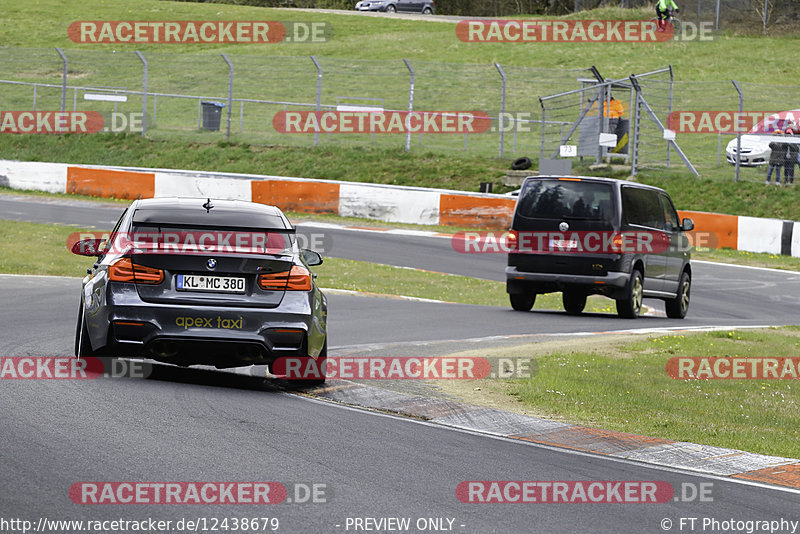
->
516, 179, 615, 221
128, 224, 293, 255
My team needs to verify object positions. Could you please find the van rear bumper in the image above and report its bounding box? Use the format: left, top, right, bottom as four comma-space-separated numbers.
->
506, 266, 629, 297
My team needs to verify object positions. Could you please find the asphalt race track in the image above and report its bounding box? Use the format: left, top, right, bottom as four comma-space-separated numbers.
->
2, 194, 800, 533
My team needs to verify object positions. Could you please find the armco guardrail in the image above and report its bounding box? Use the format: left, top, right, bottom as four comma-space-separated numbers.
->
0, 159, 798, 257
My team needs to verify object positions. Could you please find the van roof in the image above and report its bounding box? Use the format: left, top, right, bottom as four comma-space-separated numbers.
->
523, 175, 667, 194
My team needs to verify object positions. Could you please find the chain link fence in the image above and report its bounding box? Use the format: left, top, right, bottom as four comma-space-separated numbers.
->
3, 47, 800, 181
0, 47, 591, 158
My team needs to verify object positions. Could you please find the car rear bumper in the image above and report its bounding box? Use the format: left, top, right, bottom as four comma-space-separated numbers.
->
92, 287, 324, 367
506, 266, 629, 297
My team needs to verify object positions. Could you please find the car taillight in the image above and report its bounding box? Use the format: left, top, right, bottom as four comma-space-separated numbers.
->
257, 265, 312, 291
108, 257, 164, 284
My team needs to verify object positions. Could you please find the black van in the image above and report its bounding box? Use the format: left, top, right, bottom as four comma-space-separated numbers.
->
505, 176, 694, 319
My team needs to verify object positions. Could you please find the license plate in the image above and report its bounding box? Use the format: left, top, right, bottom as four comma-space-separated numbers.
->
549, 239, 579, 250
177, 274, 246, 293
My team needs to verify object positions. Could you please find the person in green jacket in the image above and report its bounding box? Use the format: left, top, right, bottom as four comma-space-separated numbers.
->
656, 0, 679, 31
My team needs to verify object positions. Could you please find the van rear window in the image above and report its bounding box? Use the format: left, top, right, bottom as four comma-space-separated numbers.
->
516, 180, 615, 221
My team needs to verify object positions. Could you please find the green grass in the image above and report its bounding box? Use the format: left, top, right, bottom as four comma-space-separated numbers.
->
2, 1, 800, 213
313, 256, 615, 312
2, 134, 799, 220
693, 247, 800, 272
0, 218, 612, 311
506, 328, 800, 457
2, 2, 798, 81
4, 186, 800, 273
0, 134, 511, 193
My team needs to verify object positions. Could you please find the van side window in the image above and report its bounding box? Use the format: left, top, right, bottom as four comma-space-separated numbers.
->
659, 194, 680, 232
621, 187, 665, 229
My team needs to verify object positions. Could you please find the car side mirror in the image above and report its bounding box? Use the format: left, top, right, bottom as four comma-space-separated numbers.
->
71, 238, 105, 256
301, 249, 323, 266
681, 218, 694, 232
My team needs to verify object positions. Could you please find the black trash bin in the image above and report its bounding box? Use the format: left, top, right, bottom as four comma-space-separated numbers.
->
201, 101, 225, 131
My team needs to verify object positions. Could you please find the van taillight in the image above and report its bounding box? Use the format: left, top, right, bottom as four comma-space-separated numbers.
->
507, 230, 518, 251
108, 258, 164, 284
609, 233, 624, 253
257, 266, 312, 291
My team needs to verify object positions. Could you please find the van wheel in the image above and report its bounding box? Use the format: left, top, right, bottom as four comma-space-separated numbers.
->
616, 269, 643, 318
562, 292, 586, 315
665, 272, 690, 319
385, 4, 396, 12
510, 293, 536, 311
422, 6, 432, 14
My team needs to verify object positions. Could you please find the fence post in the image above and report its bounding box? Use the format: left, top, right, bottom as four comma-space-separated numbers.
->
221, 54, 233, 142
311, 56, 322, 147
403, 59, 415, 152
597, 84, 607, 164
134, 51, 148, 138
495, 62, 506, 159
630, 75, 641, 176
539, 97, 546, 162
731, 80, 743, 182
55, 47, 67, 113
667, 65, 674, 167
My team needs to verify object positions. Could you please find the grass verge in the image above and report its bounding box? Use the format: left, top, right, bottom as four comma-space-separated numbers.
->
1, 135, 799, 221
3, 187, 800, 272
0, 218, 612, 312
437, 327, 800, 458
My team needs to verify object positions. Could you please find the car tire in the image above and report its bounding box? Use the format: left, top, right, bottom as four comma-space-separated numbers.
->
74, 302, 94, 358
616, 269, 643, 318
562, 291, 586, 315
511, 157, 532, 171
665, 271, 690, 319
293, 340, 327, 387
510, 293, 536, 312
422, 7, 432, 14
386, 4, 396, 12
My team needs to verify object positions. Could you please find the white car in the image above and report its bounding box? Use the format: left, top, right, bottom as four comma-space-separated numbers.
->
726, 109, 800, 166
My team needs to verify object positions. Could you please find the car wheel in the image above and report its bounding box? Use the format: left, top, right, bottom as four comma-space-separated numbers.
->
510, 293, 536, 312
562, 291, 586, 315
422, 7, 432, 14
386, 4, 396, 12
665, 271, 690, 319
511, 157, 532, 170
616, 269, 643, 318
294, 340, 327, 387
74, 301, 94, 358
